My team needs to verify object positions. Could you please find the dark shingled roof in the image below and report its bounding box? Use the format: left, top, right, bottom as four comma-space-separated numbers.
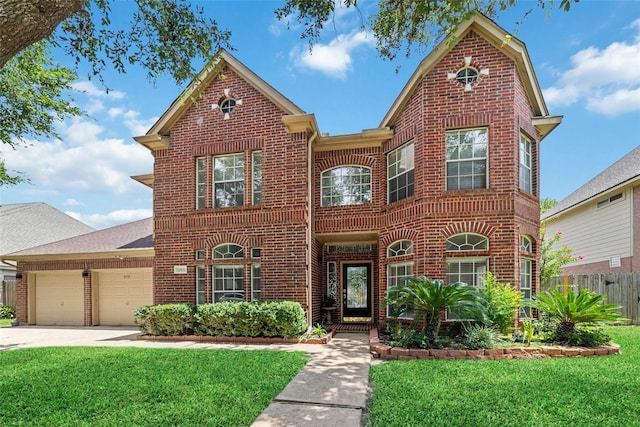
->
543, 145, 640, 218
4, 217, 153, 257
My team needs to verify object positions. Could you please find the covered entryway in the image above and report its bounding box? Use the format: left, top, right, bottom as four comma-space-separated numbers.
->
34, 271, 84, 326
95, 268, 152, 326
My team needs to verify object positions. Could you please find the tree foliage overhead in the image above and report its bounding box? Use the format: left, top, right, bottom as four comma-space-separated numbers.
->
277, 0, 579, 60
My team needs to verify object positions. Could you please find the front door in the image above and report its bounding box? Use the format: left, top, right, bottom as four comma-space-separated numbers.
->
342, 263, 372, 320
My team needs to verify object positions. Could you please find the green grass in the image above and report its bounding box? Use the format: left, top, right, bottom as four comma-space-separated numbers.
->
368, 326, 640, 427
0, 318, 13, 327
0, 347, 308, 426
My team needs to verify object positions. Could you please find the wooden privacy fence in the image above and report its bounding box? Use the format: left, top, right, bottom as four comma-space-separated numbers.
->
1, 279, 16, 309
547, 273, 640, 325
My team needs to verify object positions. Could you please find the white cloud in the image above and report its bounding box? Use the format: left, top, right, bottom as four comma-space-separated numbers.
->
292, 30, 374, 79
108, 107, 124, 118
543, 19, 640, 116
66, 209, 152, 229
122, 110, 158, 136
64, 198, 83, 206
72, 81, 126, 100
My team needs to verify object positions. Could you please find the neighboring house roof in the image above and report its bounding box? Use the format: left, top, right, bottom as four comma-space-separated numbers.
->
2, 217, 153, 261
0, 202, 95, 267
380, 13, 562, 140
135, 49, 305, 151
543, 145, 640, 218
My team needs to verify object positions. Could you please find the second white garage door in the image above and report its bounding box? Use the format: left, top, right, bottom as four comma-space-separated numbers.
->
96, 269, 152, 326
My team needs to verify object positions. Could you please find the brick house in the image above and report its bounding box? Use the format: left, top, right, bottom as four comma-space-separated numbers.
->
133, 13, 561, 326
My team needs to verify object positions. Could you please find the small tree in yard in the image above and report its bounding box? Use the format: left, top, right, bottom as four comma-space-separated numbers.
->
386, 276, 486, 344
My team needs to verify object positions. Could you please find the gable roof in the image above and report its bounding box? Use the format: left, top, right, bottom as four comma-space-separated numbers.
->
0, 202, 95, 267
2, 217, 153, 261
135, 49, 305, 151
543, 145, 640, 218
380, 13, 561, 140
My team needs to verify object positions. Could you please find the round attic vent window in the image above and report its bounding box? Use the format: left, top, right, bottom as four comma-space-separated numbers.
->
455, 67, 479, 85
220, 98, 236, 114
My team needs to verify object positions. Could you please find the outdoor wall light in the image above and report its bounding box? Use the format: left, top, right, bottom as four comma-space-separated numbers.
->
82, 270, 90, 278
15, 273, 23, 279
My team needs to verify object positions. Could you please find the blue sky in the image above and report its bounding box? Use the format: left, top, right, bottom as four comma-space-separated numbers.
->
2, 0, 639, 229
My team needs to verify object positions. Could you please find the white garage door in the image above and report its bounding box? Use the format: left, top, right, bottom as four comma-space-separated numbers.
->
35, 272, 84, 326
97, 269, 152, 326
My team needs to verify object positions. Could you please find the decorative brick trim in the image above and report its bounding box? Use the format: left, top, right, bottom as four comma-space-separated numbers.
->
369, 329, 621, 360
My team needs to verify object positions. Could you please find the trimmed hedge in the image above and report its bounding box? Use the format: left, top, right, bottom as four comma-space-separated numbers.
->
134, 301, 307, 338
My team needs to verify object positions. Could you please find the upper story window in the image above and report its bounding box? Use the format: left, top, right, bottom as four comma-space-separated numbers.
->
321, 165, 371, 207
213, 244, 244, 259
446, 233, 489, 251
214, 153, 244, 208
456, 66, 478, 86
196, 157, 206, 209
445, 128, 488, 190
520, 134, 532, 193
252, 151, 262, 205
520, 235, 533, 253
388, 142, 414, 203
220, 98, 236, 115
597, 192, 623, 208
387, 240, 414, 257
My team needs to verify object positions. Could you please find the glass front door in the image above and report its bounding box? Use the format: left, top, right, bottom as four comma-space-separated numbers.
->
342, 263, 372, 319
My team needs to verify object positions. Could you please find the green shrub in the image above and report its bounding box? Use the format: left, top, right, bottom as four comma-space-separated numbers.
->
463, 324, 503, 350
193, 301, 307, 338
562, 327, 611, 347
480, 272, 523, 334
0, 305, 16, 319
390, 329, 429, 349
133, 303, 196, 336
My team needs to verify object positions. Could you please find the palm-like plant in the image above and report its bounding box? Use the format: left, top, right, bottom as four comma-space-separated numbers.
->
386, 276, 486, 343
530, 288, 624, 341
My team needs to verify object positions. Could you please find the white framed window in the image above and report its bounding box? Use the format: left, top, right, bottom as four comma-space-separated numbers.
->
196, 265, 206, 305
195, 250, 205, 260
251, 248, 261, 258
387, 240, 414, 257
387, 142, 414, 203
520, 134, 532, 193
520, 236, 533, 253
251, 263, 261, 301
213, 244, 244, 259
520, 258, 532, 317
196, 157, 206, 209
252, 151, 262, 205
214, 153, 244, 208
445, 128, 488, 190
386, 262, 414, 319
213, 265, 244, 302
446, 233, 489, 251
446, 258, 488, 287
597, 192, 623, 208
321, 165, 372, 206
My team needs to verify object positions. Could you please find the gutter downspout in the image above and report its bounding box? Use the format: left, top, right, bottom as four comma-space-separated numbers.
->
306, 131, 318, 326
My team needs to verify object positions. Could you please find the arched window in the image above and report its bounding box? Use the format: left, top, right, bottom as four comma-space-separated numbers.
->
387, 240, 414, 257
321, 166, 371, 206
520, 235, 533, 253
446, 233, 489, 251
213, 244, 244, 259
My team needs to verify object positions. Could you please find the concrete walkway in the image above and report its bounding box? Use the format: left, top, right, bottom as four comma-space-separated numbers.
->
0, 326, 371, 427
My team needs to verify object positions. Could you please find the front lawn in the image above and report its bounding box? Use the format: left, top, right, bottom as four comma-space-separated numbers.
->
368, 326, 640, 427
0, 347, 307, 426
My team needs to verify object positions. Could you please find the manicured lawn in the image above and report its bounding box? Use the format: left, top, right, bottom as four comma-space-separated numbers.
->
368, 326, 640, 427
0, 347, 308, 426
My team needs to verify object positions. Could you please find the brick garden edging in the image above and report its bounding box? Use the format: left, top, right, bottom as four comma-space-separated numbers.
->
137, 329, 334, 345
369, 329, 621, 360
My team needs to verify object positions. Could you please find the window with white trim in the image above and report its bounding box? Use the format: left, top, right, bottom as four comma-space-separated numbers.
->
520, 258, 532, 317
446, 257, 487, 319
387, 240, 414, 257
213, 244, 244, 259
251, 263, 261, 301
213, 265, 244, 302
252, 151, 262, 205
321, 165, 372, 206
214, 153, 244, 208
446, 233, 489, 251
387, 142, 414, 203
196, 265, 206, 305
445, 128, 488, 190
520, 236, 533, 253
597, 193, 623, 208
520, 134, 532, 193
386, 262, 414, 319
196, 157, 206, 209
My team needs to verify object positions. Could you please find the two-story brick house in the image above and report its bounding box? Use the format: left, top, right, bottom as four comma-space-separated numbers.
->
133, 13, 560, 326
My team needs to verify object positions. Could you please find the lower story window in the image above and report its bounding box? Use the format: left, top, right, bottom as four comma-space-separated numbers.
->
251, 263, 261, 301
213, 265, 244, 302
446, 257, 487, 319
386, 262, 414, 319
196, 265, 206, 304
520, 258, 532, 317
